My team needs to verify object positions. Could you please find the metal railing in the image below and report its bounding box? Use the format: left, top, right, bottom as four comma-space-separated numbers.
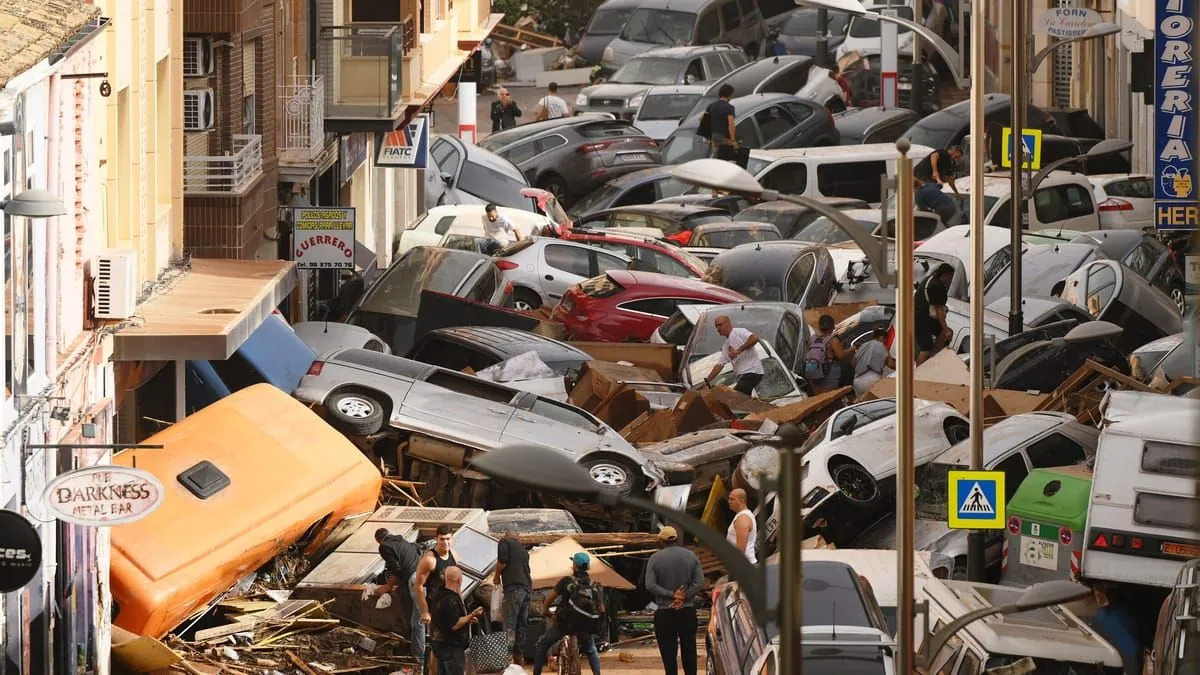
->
183, 134, 264, 195
278, 75, 325, 163
318, 24, 405, 121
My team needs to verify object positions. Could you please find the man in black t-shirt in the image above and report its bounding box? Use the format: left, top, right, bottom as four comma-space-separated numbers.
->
430, 566, 484, 675
701, 84, 738, 162
914, 263, 954, 365
369, 528, 423, 666
493, 532, 532, 664
913, 146, 962, 220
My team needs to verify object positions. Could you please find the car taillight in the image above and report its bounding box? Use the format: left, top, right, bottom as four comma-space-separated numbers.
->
1098, 197, 1134, 212
578, 140, 618, 153
307, 361, 324, 376
495, 259, 519, 270
1092, 532, 1109, 548
667, 231, 692, 246
885, 325, 896, 349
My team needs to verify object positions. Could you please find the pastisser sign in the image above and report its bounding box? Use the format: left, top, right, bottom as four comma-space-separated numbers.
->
1155, 0, 1199, 229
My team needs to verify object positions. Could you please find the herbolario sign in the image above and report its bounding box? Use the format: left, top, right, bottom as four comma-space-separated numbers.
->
43, 465, 164, 526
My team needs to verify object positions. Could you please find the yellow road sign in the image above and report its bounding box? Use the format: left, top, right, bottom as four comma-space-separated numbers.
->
1000, 127, 1043, 171
947, 470, 1007, 530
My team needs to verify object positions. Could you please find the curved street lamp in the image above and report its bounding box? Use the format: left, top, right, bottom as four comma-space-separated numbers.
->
670, 158, 896, 287
1029, 22, 1121, 73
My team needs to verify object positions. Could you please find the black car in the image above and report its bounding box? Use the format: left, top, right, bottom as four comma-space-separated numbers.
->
408, 326, 592, 375
901, 93, 1063, 150
685, 54, 847, 119
733, 197, 869, 239
569, 166, 694, 217
834, 106, 919, 145
766, 7, 849, 62
703, 240, 837, 307
1070, 229, 1187, 313
661, 93, 839, 165
573, 203, 732, 244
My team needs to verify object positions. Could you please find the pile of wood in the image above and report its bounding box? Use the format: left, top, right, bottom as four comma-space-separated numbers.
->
1035, 359, 1159, 425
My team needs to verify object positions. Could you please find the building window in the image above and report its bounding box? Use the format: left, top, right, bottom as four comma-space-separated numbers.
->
2, 150, 9, 186
243, 95, 256, 135
242, 40, 258, 136
350, 0, 403, 22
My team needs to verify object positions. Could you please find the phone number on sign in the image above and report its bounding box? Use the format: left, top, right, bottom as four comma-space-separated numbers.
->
299, 262, 354, 269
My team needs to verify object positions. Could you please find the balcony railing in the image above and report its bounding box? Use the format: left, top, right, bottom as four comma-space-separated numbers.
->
279, 75, 326, 164
183, 135, 264, 196
318, 24, 405, 125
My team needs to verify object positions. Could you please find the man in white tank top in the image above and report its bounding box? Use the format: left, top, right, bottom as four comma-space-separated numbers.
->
725, 488, 757, 564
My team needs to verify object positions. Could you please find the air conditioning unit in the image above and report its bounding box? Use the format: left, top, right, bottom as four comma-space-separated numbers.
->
93, 249, 138, 320
183, 89, 215, 131
183, 37, 215, 77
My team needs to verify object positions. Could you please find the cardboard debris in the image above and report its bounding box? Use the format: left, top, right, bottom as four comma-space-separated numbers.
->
913, 349, 971, 386
620, 409, 679, 445
1035, 359, 1156, 425
803, 534, 837, 550
618, 388, 740, 444
569, 342, 678, 379
864, 378, 1048, 423
529, 537, 636, 591
569, 361, 663, 412
701, 387, 773, 414
111, 626, 182, 673
746, 387, 855, 428
591, 384, 651, 431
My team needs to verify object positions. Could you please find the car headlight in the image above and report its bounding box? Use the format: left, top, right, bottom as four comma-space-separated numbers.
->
602, 47, 614, 64
628, 93, 644, 108
576, 93, 588, 106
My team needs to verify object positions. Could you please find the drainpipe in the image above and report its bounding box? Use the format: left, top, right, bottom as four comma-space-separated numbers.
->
45, 73, 60, 381
308, 0, 318, 64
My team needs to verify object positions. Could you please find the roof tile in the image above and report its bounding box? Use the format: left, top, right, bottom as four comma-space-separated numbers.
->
0, 0, 102, 88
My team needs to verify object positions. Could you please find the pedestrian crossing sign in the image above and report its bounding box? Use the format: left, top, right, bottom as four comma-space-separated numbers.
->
1000, 127, 1043, 171
946, 470, 1006, 530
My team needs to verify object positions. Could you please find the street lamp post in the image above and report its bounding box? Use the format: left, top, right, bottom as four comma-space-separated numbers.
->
893, 138, 917, 675
966, 0, 987, 584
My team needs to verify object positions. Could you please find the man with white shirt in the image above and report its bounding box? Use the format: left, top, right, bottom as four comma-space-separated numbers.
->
480, 203, 517, 255
534, 82, 569, 120
701, 315, 764, 396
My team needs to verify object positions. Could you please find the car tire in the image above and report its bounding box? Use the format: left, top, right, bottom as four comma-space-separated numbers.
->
1170, 283, 1187, 316
513, 288, 543, 312
944, 418, 969, 445
326, 390, 386, 436
830, 459, 879, 503
582, 456, 644, 496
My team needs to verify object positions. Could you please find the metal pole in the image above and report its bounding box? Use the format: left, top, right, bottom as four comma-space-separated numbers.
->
966, 0, 988, 583
894, 138, 916, 675
778, 438, 802, 675
881, 9, 899, 110
816, 9, 829, 68
910, 0, 925, 114
1008, 0, 1027, 336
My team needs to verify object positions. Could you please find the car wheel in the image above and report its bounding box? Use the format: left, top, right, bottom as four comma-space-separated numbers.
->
513, 288, 543, 312
582, 457, 644, 496
326, 391, 386, 435
538, 174, 567, 201
830, 459, 879, 503
1170, 284, 1187, 316
944, 418, 969, 445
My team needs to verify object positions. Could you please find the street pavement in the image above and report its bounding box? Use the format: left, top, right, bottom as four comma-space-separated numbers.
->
429, 82, 584, 140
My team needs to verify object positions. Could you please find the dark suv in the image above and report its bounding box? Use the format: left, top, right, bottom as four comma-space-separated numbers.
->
477, 115, 661, 206
576, 44, 748, 119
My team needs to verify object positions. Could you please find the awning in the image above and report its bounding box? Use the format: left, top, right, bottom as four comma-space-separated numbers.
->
112, 259, 297, 361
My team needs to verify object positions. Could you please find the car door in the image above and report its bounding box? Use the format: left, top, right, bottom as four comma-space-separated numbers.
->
754, 105, 800, 148
1033, 184, 1098, 232
399, 370, 517, 445
757, 159, 808, 195
502, 393, 607, 455
701, 53, 729, 81
539, 241, 597, 301
784, 251, 817, 305
735, 116, 764, 149
502, 138, 542, 183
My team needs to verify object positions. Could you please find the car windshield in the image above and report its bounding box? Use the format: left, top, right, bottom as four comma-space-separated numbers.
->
705, 264, 784, 301
689, 309, 784, 359
901, 111, 963, 149
588, 7, 634, 34
848, 7, 913, 37
661, 129, 709, 164
358, 248, 484, 317
794, 216, 875, 244
784, 9, 846, 35
611, 58, 682, 85
697, 227, 781, 248
689, 345, 797, 400
639, 93, 703, 120
460, 161, 529, 208
914, 461, 961, 521
571, 183, 623, 215
620, 9, 696, 46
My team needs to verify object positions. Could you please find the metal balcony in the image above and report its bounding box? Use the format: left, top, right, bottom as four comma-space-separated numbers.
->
278, 75, 326, 164
183, 135, 264, 196
318, 24, 407, 133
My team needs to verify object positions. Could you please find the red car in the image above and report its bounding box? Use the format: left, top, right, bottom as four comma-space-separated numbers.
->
551, 270, 749, 342
559, 229, 709, 279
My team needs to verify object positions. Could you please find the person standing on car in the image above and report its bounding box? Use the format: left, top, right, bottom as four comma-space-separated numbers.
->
532, 552, 604, 675
853, 326, 896, 397
534, 82, 569, 120
913, 146, 962, 219
493, 531, 532, 665
490, 88, 521, 132
367, 528, 425, 668
644, 527, 704, 675
701, 314, 763, 396
915, 263, 954, 365
700, 84, 738, 162
726, 488, 757, 564
480, 203, 518, 255
766, 30, 787, 56
430, 566, 484, 675
415, 525, 459, 670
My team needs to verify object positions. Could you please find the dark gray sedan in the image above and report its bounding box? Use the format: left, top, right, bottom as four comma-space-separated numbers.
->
660, 93, 839, 165
477, 115, 661, 206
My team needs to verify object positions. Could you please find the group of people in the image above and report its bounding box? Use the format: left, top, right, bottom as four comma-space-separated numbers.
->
489, 82, 570, 133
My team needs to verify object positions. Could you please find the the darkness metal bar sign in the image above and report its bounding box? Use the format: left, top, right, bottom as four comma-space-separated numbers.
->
1155, 0, 1199, 230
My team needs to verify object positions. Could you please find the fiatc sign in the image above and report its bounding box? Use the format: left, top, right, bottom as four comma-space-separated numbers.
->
43, 466, 164, 526
375, 114, 431, 169
1155, 0, 1199, 230
292, 207, 357, 270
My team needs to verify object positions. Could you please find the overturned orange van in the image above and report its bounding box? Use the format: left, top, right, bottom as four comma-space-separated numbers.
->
110, 383, 382, 638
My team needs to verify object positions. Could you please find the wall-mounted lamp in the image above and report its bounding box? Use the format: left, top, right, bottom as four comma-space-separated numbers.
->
1, 189, 68, 218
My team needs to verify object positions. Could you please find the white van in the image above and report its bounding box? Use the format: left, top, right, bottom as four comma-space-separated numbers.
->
921, 578, 1125, 673
394, 205, 553, 257
942, 171, 1102, 233
744, 143, 935, 204
1082, 390, 1200, 588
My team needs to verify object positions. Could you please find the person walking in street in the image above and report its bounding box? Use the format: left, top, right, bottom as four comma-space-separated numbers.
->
480, 203, 518, 255
726, 488, 757, 564
367, 528, 425, 668
915, 263, 954, 365
415, 525, 459, 672
493, 531, 532, 665
490, 88, 522, 132
852, 326, 896, 397
644, 527, 704, 675
807, 314, 856, 394
699, 84, 738, 162
913, 146, 962, 220
534, 82, 570, 120
701, 314, 763, 396
430, 566, 485, 675
532, 552, 604, 675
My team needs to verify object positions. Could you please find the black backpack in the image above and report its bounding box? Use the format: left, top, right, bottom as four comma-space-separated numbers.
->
562, 576, 602, 633
697, 111, 712, 140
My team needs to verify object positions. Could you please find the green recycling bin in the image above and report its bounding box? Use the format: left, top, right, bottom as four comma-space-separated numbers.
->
1002, 465, 1093, 587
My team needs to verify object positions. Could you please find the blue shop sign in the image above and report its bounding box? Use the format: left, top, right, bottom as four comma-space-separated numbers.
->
1155, 0, 1199, 230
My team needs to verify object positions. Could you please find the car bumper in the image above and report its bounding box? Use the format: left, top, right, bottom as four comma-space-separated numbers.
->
575, 104, 637, 121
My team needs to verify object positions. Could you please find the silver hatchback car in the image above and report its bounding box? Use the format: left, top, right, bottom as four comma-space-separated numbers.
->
496, 237, 632, 311
295, 348, 662, 494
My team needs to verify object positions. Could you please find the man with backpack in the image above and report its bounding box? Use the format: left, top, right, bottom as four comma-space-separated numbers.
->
532, 552, 604, 675
700, 315, 763, 396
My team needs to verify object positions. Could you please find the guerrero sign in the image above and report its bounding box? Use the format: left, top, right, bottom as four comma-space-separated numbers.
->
292, 207, 357, 270
375, 114, 431, 169
1036, 7, 1102, 38
44, 466, 164, 526
1155, 0, 1199, 230
0, 509, 41, 592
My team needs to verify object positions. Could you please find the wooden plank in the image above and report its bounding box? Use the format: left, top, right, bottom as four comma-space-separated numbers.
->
516, 532, 660, 546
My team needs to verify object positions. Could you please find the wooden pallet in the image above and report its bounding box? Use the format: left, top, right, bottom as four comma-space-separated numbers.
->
491, 23, 561, 49
1034, 360, 1156, 425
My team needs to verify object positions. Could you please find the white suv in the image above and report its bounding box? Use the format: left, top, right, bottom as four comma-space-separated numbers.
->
942, 171, 1101, 233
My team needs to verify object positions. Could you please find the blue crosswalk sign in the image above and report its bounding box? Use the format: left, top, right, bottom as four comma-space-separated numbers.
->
1000, 127, 1043, 171
947, 470, 1006, 529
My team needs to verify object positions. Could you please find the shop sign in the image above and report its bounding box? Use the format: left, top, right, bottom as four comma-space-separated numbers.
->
292, 207, 357, 270
1035, 7, 1102, 38
43, 466, 164, 526
375, 114, 431, 169
0, 509, 41, 592
340, 133, 370, 184
1155, 0, 1199, 230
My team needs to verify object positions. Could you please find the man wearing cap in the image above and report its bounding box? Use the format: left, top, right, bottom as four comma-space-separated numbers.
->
532, 552, 604, 675
644, 527, 705, 675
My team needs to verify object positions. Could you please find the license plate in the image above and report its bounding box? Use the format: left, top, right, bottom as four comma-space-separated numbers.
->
898, 82, 912, 90
1019, 535, 1059, 571
1163, 542, 1200, 557
618, 153, 651, 163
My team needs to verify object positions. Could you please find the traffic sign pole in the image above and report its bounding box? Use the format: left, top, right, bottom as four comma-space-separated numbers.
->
968, 0, 988, 586
1009, 0, 1029, 337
